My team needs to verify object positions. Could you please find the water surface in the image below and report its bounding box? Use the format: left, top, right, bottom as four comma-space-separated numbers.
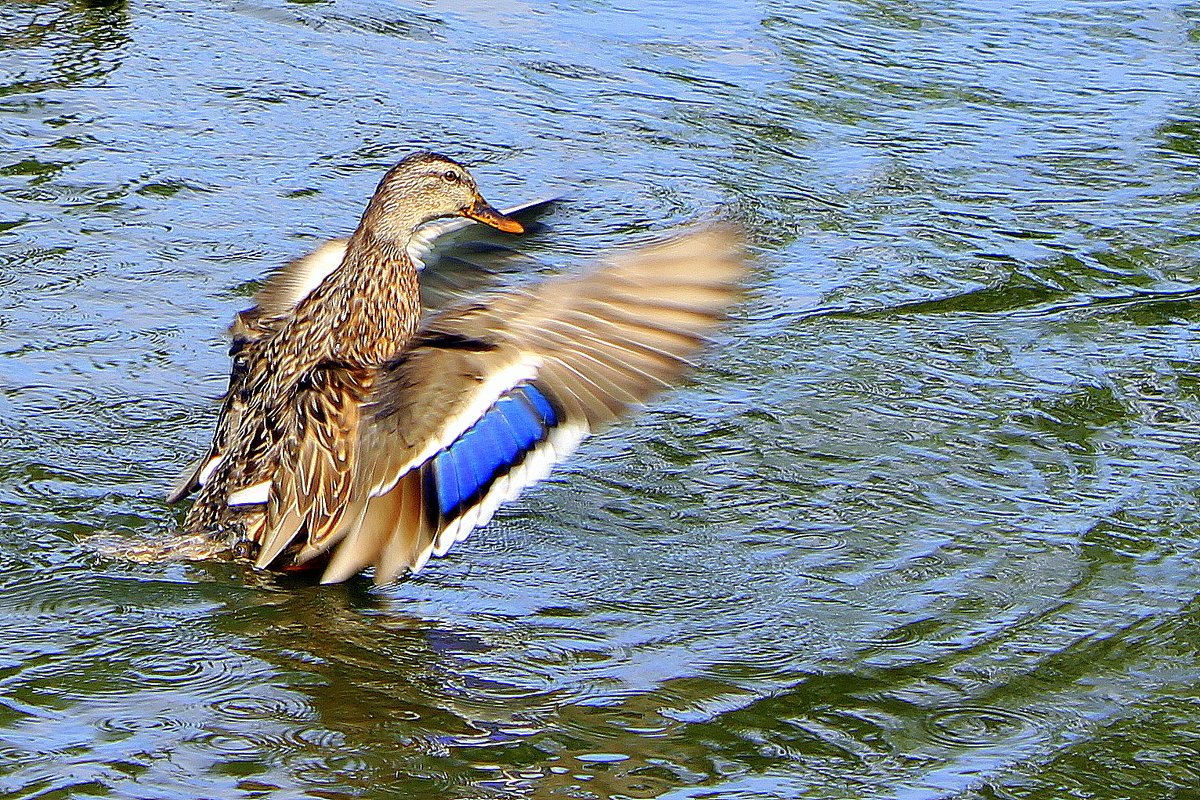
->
2, 1, 1199, 798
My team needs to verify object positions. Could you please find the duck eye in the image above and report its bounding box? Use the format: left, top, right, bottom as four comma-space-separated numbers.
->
442, 170, 460, 183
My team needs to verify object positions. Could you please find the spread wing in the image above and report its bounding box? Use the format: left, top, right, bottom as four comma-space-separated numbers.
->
313, 223, 746, 584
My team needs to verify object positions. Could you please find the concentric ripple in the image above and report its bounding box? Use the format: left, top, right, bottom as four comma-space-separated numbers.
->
922, 704, 1046, 749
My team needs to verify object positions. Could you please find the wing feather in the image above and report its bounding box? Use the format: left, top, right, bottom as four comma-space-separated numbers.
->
253, 366, 366, 569
314, 223, 744, 581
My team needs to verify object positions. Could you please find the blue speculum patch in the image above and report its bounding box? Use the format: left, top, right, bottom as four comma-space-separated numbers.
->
428, 382, 560, 520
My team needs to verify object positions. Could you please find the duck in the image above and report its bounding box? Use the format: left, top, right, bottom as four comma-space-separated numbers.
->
168, 151, 745, 584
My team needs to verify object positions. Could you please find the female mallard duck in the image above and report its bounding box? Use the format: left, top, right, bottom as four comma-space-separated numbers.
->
169, 152, 744, 584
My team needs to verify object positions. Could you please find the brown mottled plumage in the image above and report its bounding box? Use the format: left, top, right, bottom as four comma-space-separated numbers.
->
169, 152, 746, 584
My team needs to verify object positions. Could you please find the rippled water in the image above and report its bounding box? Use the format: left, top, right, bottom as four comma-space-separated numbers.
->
2, 1, 1200, 798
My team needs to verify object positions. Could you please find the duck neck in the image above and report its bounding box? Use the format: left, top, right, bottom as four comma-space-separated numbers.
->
282, 227, 421, 370
334, 228, 422, 365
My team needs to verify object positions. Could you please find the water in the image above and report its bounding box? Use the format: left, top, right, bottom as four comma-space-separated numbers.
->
2, 0, 1199, 797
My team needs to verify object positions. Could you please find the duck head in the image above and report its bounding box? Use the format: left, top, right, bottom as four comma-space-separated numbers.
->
357, 152, 523, 243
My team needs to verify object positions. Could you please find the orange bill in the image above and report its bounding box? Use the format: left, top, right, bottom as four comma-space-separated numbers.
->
462, 197, 525, 233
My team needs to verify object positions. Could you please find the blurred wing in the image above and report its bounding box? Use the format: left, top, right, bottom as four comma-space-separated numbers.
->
413, 198, 556, 311
319, 223, 745, 584
236, 238, 350, 334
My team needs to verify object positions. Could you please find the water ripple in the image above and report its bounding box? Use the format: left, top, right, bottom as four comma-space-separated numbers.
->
921, 704, 1046, 749
3, 1, 1200, 799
